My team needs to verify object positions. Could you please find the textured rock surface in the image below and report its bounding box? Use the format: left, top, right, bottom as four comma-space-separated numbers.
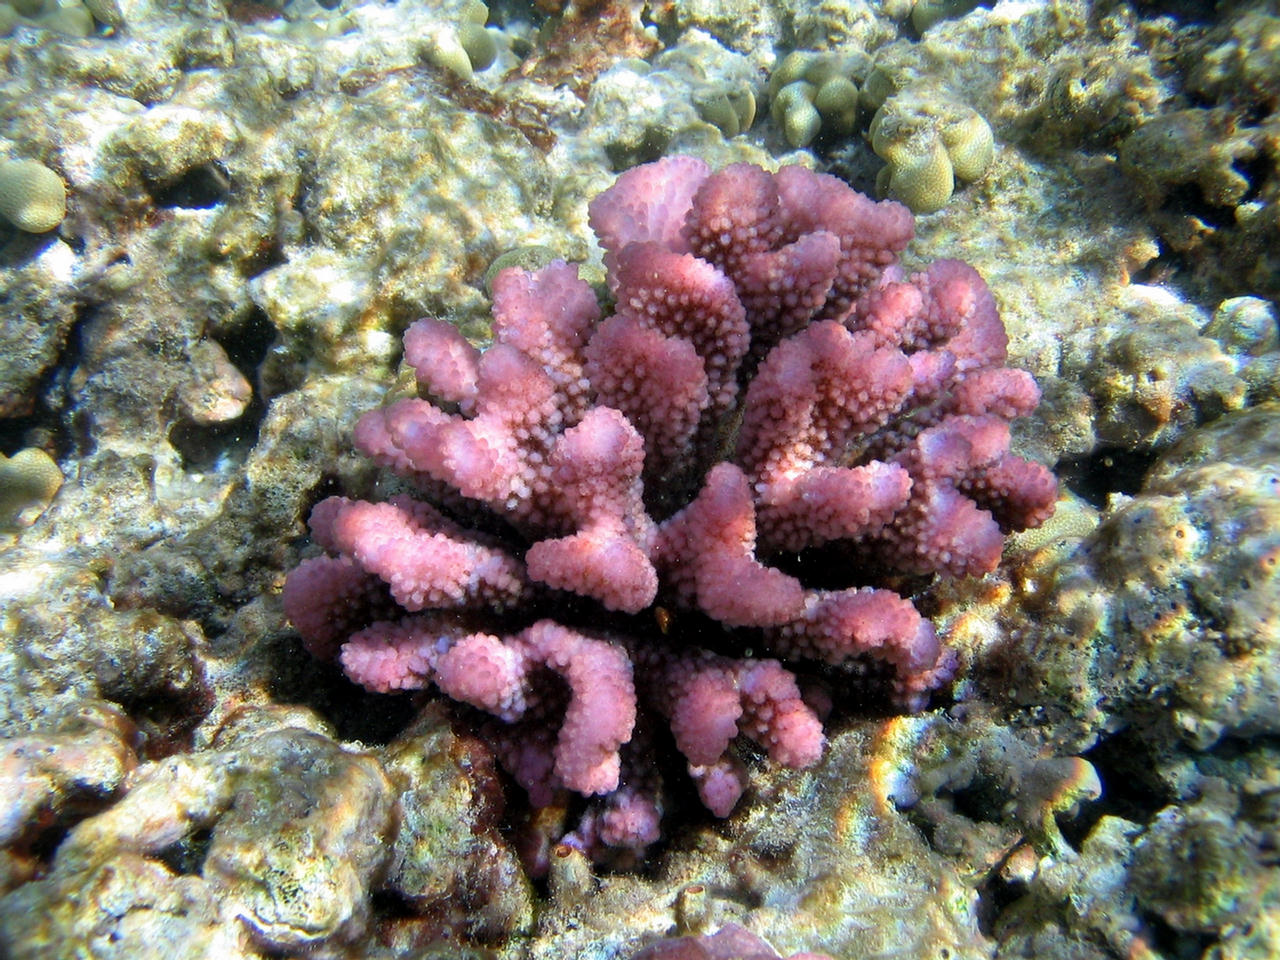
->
1006, 403, 1280, 752
0, 707, 397, 956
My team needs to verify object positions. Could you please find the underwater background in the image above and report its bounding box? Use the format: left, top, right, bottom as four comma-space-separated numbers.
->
1, 0, 1278, 957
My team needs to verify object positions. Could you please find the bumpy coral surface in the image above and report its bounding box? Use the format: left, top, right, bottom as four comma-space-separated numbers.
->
630, 922, 832, 959
283, 156, 1056, 859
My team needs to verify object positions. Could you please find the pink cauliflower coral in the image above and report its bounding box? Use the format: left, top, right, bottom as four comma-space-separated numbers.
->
283, 157, 1057, 862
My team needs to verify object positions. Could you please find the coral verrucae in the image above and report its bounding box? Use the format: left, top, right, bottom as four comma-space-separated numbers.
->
283, 156, 1057, 861
630, 922, 834, 959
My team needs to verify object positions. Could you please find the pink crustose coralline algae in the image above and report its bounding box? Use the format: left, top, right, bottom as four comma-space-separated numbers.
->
283, 156, 1057, 862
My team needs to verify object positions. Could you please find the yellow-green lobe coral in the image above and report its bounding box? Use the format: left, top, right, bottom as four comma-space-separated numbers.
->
420, 26, 474, 80
80, 0, 124, 28
641, 42, 757, 142
458, 0, 496, 72
458, 23, 496, 72
0, 159, 67, 233
420, 1, 497, 80
768, 50, 864, 148
693, 85, 757, 140
942, 110, 995, 181
873, 135, 953, 215
0, 0, 96, 33
813, 75, 858, 134
0, 448, 63, 531
771, 81, 821, 149
860, 63, 901, 113
911, 0, 982, 33
868, 86, 993, 213
36, 1, 93, 35
4, 0, 99, 36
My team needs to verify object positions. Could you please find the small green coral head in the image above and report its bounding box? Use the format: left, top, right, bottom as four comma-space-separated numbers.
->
860, 65, 901, 112
694, 89, 746, 139
420, 25, 474, 80
422, 2, 498, 77
876, 137, 954, 214
768, 49, 863, 147
814, 75, 859, 137
37, 1, 94, 35
0, 159, 67, 233
769, 50, 816, 98
693, 80, 756, 139
941, 110, 994, 181
0, 448, 63, 532
803, 52, 850, 88
459, 22, 497, 72
770, 49, 866, 98
772, 81, 822, 149
81, 0, 124, 28
911, 0, 983, 33
728, 86, 757, 133
869, 89, 993, 213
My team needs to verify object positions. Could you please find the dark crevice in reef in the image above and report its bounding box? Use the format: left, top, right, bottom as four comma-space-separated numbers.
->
0, 404, 69, 462
268, 631, 419, 745
222, 303, 278, 376
149, 163, 231, 210
949, 774, 1014, 828
975, 870, 1023, 939
113, 684, 215, 761
1121, 0, 1232, 27
1233, 150, 1271, 207
1054, 444, 1159, 508
0, 329, 80, 461
0, 221, 61, 264
156, 826, 213, 876
239, 227, 289, 280
1076, 729, 1178, 834
1160, 180, 1236, 230
28, 822, 71, 867
1143, 909, 1219, 958
1055, 789, 1107, 854
168, 310, 275, 473
167, 403, 263, 473
11, 299, 101, 459
290, 473, 352, 549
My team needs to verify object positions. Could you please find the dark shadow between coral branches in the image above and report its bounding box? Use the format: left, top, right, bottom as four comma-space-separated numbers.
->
1054, 444, 1157, 508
